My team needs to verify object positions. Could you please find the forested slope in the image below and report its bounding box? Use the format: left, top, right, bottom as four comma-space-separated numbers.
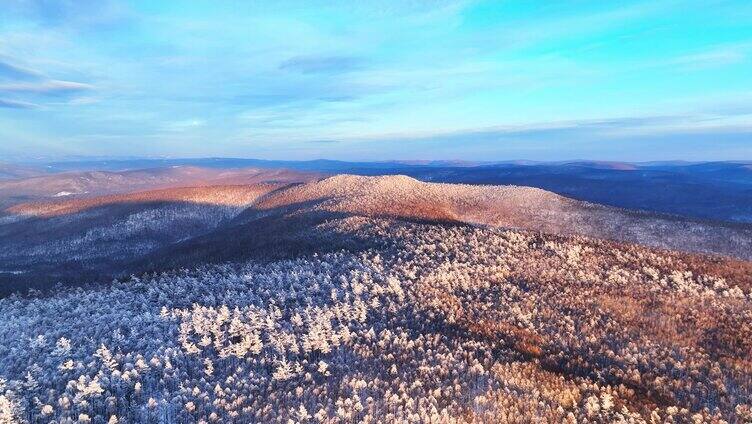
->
1, 217, 750, 422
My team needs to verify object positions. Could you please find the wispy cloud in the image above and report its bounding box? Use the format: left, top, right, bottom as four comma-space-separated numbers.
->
0, 59, 44, 81
1, 0, 750, 160
4, 0, 131, 29
0, 98, 38, 109
668, 44, 749, 70
359, 113, 752, 143
161, 119, 206, 132
0, 57, 93, 107
308, 139, 343, 144
0, 80, 93, 95
279, 56, 364, 74
302, 113, 752, 161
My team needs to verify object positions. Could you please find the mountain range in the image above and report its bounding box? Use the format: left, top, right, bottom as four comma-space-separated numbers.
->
4, 158, 751, 223
1, 160, 751, 422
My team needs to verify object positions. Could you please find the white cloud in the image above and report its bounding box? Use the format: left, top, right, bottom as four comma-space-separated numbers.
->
162, 119, 206, 132
0, 80, 93, 94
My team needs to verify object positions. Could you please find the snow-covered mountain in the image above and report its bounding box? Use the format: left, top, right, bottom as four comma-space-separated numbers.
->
1, 174, 751, 422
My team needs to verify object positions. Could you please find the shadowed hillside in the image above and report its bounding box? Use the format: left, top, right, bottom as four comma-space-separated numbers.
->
0, 184, 289, 293
3, 174, 751, 296
1, 172, 751, 422
2, 216, 751, 422
253, 175, 752, 260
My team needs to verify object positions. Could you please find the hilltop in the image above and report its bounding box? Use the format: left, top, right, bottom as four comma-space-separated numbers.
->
254, 175, 752, 259
3, 174, 752, 294
0, 172, 751, 422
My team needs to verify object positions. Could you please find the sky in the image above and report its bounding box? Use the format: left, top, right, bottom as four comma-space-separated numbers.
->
1, 0, 751, 162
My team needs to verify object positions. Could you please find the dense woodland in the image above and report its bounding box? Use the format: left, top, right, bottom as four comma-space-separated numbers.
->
1, 216, 751, 423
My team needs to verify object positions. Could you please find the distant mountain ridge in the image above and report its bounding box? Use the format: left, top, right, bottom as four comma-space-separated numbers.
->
0, 166, 320, 210
4, 157, 750, 223
0, 162, 51, 180
26, 157, 750, 172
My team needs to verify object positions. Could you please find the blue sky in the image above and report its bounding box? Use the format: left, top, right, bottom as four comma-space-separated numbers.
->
1, 0, 751, 161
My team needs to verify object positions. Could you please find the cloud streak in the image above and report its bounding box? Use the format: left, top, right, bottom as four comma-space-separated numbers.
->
0, 60, 44, 81
279, 56, 364, 74
0, 98, 38, 109
0, 57, 93, 107
0, 80, 94, 95
0, 0, 750, 160
4, 0, 131, 29
296, 112, 752, 161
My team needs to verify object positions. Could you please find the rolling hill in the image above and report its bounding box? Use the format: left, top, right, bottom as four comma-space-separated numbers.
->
1, 199, 751, 422
23, 158, 752, 223
406, 161, 752, 224
0, 162, 50, 180
2, 174, 751, 294
1, 172, 751, 422
0, 184, 290, 292
249, 174, 752, 260
0, 165, 320, 210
